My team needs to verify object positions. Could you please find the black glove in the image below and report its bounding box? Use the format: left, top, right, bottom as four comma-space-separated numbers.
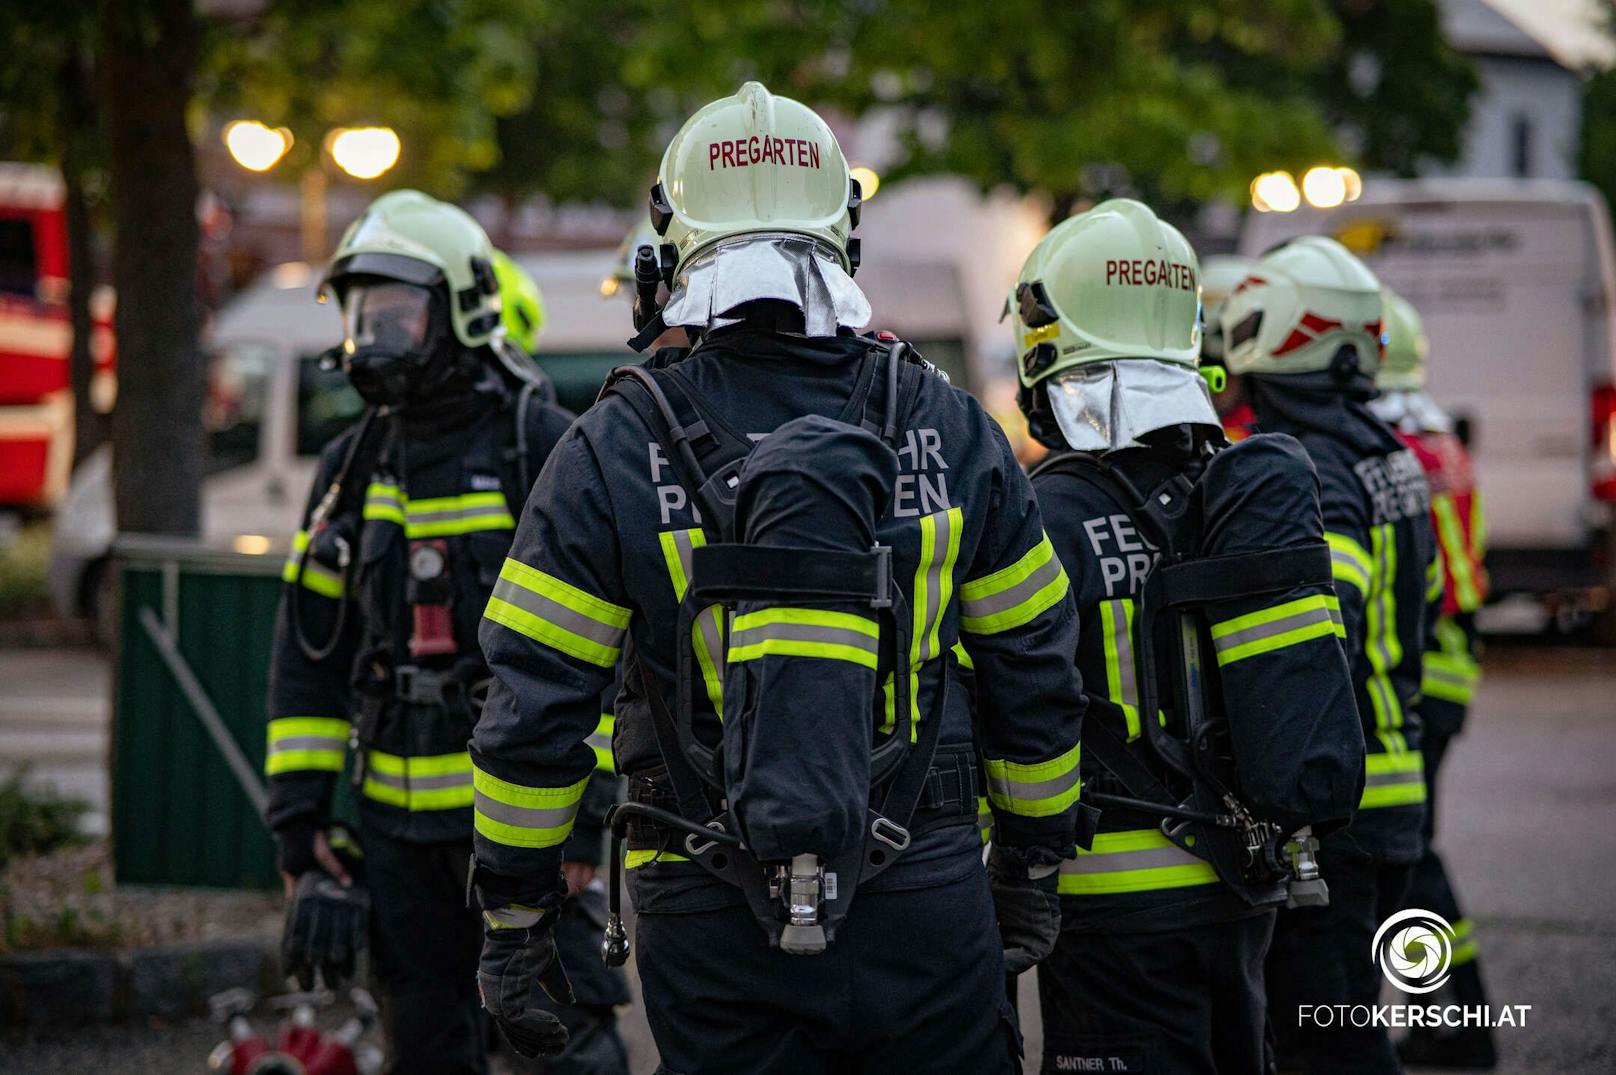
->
281, 869, 369, 989
478, 905, 575, 1059
988, 844, 1063, 976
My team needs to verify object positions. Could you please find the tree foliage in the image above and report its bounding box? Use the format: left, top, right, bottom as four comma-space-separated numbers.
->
202, 0, 556, 195
1311, 0, 1478, 175
1580, 4, 1616, 213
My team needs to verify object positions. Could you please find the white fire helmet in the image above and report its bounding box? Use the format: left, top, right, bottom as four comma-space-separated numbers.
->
1200, 255, 1255, 362
649, 81, 860, 278
1220, 236, 1384, 379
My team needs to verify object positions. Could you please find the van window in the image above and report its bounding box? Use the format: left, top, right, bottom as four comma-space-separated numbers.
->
0, 218, 37, 299
296, 354, 364, 456
206, 341, 275, 473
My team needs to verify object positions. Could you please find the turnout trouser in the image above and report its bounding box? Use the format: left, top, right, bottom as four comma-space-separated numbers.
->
1402, 723, 1492, 1020
366, 834, 488, 1075
633, 865, 1020, 1074
1036, 911, 1275, 1074
1266, 840, 1414, 1074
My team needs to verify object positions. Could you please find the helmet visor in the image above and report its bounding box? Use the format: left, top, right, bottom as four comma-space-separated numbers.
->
342, 282, 435, 354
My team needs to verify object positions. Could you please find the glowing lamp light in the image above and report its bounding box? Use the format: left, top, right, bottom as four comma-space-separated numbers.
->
849, 166, 880, 201
224, 121, 292, 173
600, 276, 621, 298
1302, 166, 1348, 209
329, 127, 401, 180
1338, 166, 1363, 203
232, 534, 272, 556
1251, 171, 1301, 214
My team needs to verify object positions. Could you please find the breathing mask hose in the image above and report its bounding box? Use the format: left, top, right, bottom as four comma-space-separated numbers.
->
292, 408, 379, 663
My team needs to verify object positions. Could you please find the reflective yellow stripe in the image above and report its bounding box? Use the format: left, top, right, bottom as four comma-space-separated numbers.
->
977, 795, 994, 846
1451, 917, 1479, 965
960, 532, 1069, 635
1422, 650, 1479, 705
952, 640, 974, 670
727, 607, 880, 669
1210, 594, 1345, 666
363, 483, 514, 537
1433, 495, 1482, 612
282, 530, 344, 599
1360, 747, 1426, 809
1427, 544, 1445, 604
1058, 828, 1218, 895
588, 713, 616, 773
362, 749, 474, 810
265, 716, 350, 775
1326, 531, 1372, 596
983, 742, 1081, 818
882, 509, 961, 741
1470, 492, 1487, 561
624, 848, 691, 868
472, 763, 588, 848
1100, 598, 1142, 740
484, 558, 630, 668
1364, 524, 1404, 730
660, 528, 725, 718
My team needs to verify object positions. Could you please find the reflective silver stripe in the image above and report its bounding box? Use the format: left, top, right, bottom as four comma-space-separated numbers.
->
405, 505, 505, 526
1330, 551, 1367, 586
586, 731, 611, 752
1060, 844, 1205, 875
1365, 768, 1423, 788
916, 508, 954, 661
269, 735, 346, 755
364, 769, 472, 792
986, 766, 1081, 805
960, 553, 1063, 621
489, 575, 627, 649
1211, 603, 1338, 657
473, 789, 582, 831
728, 620, 879, 656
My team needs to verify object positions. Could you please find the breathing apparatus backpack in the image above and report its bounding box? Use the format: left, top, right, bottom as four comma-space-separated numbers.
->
600, 338, 952, 956
1031, 433, 1365, 908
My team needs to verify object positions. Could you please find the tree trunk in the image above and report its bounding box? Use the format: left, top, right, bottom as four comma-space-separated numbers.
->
98, 0, 204, 536
59, 43, 103, 469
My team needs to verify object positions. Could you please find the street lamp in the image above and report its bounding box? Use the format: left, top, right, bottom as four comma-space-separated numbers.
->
221, 120, 401, 260
328, 127, 402, 181
222, 120, 292, 173
1251, 171, 1301, 214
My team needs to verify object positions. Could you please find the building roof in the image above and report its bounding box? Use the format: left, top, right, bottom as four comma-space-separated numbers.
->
1440, 0, 1573, 66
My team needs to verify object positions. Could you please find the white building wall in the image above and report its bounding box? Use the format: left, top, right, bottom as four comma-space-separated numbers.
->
1433, 55, 1585, 180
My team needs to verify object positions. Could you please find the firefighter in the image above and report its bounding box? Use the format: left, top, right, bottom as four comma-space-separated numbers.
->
1199, 254, 1256, 439
1371, 290, 1496, 1070
492, 250, 547, 358
265, 190, 617, 1074
466, 82, 1085, 1072
1013, 200, 1363, 1072
1222, 238, 1437, 1073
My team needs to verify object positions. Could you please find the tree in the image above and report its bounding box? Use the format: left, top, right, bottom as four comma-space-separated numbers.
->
1580, 5, 1616, 213
0, 1, 107, 467
202, 0, 555, 198
99, 0, 205, 535
1311, 0, 1478, 175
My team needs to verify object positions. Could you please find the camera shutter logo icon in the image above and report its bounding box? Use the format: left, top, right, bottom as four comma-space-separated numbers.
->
1373, 908, 1455, 994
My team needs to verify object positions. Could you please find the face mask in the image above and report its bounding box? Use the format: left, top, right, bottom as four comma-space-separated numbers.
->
339, 281, 453, 405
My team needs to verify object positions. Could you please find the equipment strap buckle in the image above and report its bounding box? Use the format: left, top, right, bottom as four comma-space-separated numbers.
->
684, 820, 730, 858
394, 665, 451, 705
870, 816, 911, 851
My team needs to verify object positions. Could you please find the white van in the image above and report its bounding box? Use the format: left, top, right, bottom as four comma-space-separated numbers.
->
1240, 179, 1616, 633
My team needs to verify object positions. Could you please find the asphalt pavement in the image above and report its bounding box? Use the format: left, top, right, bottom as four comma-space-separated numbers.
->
1, 643, 1612, 1072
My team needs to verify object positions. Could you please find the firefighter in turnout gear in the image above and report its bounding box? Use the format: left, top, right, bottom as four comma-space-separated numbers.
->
1014, 200, 1364, 1074
265, 190, 623, 1074
468, 83, 1085, 1073
1222, 238, 1438, 1073
1371, 291, 1497, 1070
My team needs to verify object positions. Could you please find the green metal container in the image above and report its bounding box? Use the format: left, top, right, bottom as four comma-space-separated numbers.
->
113, 537, 352, 889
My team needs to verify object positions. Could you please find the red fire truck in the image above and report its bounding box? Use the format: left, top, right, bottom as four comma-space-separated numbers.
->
0, 162, 114, 510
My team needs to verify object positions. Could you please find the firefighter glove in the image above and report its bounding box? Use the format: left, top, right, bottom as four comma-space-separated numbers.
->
478, 904, 574, 1058
281, 869, 369, 990
988, 844, 1063, 976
